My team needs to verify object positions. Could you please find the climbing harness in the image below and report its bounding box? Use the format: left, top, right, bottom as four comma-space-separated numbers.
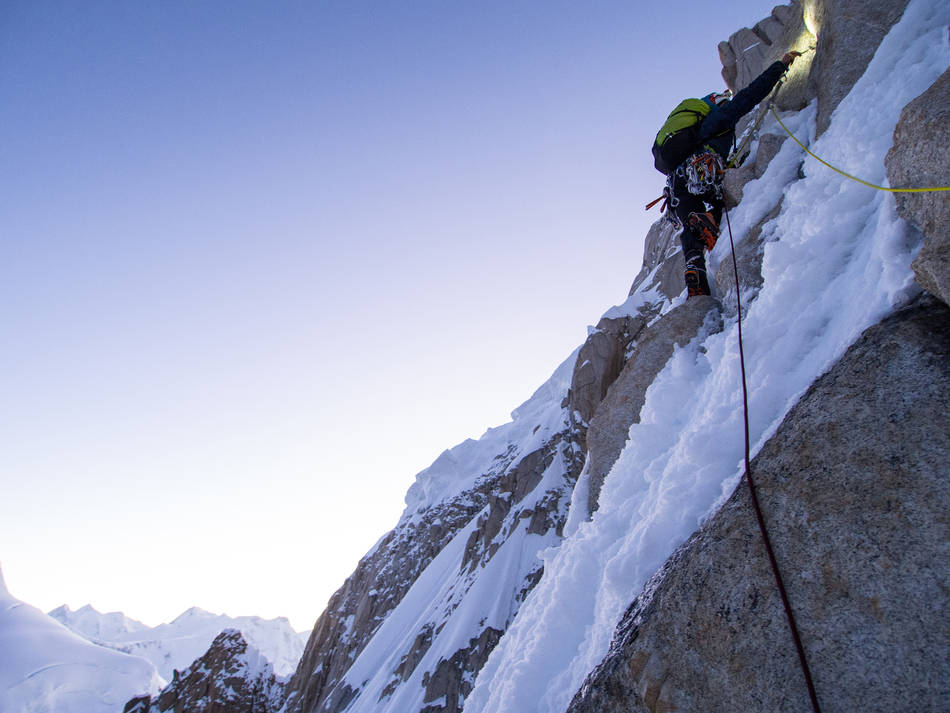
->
724, 206, 823, 713
645, 151, 725, 230
769, 106, 950, 193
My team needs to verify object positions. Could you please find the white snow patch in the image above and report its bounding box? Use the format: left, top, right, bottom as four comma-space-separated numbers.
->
0, 565, 163, 713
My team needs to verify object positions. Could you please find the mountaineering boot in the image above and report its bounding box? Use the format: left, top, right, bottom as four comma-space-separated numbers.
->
684, 255, 711, 297
688, 211, 720, 252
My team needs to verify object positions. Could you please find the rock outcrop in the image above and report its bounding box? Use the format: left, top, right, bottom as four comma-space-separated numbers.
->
886, 68, 950, 307
566, 296, 950, 713
584, 297, 721, 514
719, 1, 812, 112
281, 494, 488, 713
626, 219, 685, 302
125, 629, 282, 713
803, 0, 911, 136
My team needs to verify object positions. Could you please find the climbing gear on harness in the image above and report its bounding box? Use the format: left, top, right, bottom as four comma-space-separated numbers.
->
769, 105, 950, 193
663, 174, 683, 229
645, 186, 673, 213
652, 98, 712, 174
723, 205, 823, 713
688, 211, 720, 251
681, 150, 725, 198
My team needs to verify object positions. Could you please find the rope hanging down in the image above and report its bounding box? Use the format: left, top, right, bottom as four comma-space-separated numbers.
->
769, 106, 950, 193
723, 207, 823, 713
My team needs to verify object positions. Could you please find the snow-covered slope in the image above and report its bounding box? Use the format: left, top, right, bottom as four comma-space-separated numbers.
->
50, 603, 306, 679
0, 565, 162, 713
281, 347, 593, 713
464, 2, 950, 712
282, 1, 949, 712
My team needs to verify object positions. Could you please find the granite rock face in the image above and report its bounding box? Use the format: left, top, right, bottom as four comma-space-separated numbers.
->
585, 297, 722, 514
722, 132, 787, 209
627, 219, 683, 301
803, 0, 911, 136
885, 68, 950, 307
419, 627, 502, 713
566, 298, 950, 713
282, 485, 491, 713
719, 1, 813, 112
569, 314, 651, 426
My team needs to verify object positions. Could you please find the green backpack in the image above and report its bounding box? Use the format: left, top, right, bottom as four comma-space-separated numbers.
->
652, 98, 710, 174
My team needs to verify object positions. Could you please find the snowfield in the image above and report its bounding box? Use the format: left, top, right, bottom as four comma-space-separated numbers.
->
0, 567, 162, 713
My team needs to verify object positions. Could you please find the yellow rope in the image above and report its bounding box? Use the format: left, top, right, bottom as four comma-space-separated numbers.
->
769, 105, 950, 193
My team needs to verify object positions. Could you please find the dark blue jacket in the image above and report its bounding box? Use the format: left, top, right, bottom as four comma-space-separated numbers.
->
699, 61, 787, 159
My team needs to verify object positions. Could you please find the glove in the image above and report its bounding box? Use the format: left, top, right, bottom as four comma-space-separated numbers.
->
782, 51, 802, 67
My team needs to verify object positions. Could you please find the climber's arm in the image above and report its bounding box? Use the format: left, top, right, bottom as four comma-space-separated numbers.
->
700, 60, 788, 140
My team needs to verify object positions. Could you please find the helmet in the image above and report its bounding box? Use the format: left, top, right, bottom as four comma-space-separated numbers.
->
703, 90, 733, 107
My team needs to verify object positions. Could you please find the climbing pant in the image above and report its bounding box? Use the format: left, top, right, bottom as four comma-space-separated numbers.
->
671, 171, 723, 297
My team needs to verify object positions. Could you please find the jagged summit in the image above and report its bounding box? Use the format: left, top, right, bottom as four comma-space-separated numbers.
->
172, 606, 216, 623
50, 603, 307, 682
125, 628, 283, 713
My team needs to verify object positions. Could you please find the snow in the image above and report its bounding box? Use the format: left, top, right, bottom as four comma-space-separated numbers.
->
403, 346, 579, 516
464, 3, 950, 712
0, 565, 163, 713
51, 602, 307, 679
599, 279, 663, 321
339, 448, 572, 713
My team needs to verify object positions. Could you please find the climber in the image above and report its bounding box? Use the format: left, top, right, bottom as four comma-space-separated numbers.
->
653, 51, 802, 297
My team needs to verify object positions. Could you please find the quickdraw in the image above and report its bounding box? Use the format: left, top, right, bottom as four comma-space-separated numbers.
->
681, 150, 725, 198
645, 186, 683, 229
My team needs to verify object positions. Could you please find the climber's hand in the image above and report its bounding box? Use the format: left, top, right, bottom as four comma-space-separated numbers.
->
782, 51, 802, 66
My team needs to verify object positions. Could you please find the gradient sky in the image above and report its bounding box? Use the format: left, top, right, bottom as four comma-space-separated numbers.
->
2, 0, 777, 631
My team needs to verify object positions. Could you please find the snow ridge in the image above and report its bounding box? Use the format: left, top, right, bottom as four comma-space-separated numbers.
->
50, 603, 307, 680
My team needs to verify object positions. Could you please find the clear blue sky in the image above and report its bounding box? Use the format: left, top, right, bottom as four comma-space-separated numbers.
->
1, 0, 777, 631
